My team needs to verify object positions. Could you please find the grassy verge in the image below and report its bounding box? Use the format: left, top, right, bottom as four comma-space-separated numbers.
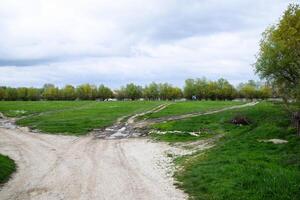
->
0, 101, 162, 135
0, 154, 16, 185
152, 102, 300, 199
143, 101, 243, 119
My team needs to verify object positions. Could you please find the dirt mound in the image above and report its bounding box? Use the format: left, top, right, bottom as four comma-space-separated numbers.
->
230, 115, 251, 125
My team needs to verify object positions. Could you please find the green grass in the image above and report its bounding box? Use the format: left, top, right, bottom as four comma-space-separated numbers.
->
153, 102, 300, 200
0, 101, 162, 135
0, 154, 16, 185
143, 101, 243, 119
0, 101, 91, 117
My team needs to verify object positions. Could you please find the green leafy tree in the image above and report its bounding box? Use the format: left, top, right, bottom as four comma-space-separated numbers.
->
255, 3, 300, 135
0, 87, 5, 100
255, 3, 300, 103
76, 84, 93, 100
195, 78, 209, 100
144, 82, 160, 100
17, 87, 28, 100
216, 78, 236, 100
4, 88, 18, 100
27, 88, 41, 100
183, 79, 196, 100
98, 84, 113, 100
124, 83, 143, 100
42, 85, 59, 100
61, 85, 76, 100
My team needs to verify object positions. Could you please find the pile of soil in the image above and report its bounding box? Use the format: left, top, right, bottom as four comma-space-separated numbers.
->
230, 115, 251, 125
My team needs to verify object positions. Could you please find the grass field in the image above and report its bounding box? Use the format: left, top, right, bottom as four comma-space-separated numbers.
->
152, 102, 300, 200
0, 154, 16, 185
0, 101, 162, 135
142, 101, 243, 119
0, 101, 92, 117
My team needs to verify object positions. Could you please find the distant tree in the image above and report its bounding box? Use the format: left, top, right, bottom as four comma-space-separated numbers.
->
124, 83, 143, 100
27, 88, 41, 100
206, 81, 218, 100
258, 85, 272, 99
255, 3, 300, 104
144, 82, 160, 100
76, 84, 93, 100
42, 85, 59, 100
115, 87, 126, 100
183, 79, 196, 100
0, 87, 5, 100
158, 83, 182, 100
216, 78, 236, 100
170, 87, 183, 99
98, 84, 113, 100
17, 87, 28, 100
61, 85, 76, 100
238, 82, 257, 100
4, 88, 18, 101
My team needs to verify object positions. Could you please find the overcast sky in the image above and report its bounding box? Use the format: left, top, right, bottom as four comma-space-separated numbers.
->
0, 0, 297, 88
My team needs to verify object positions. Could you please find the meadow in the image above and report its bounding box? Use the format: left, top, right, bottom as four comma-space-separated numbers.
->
0, 101, 243, 135
0, 101, 162, 135
141, 100, 243, 119
152, 102, 300, 200
1, 100, 299, 200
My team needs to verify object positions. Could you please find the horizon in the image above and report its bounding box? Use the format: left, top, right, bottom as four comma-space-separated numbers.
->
0, 0, 297, 88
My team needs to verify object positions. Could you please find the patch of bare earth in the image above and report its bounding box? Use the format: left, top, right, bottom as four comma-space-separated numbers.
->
0, 127, 187, 200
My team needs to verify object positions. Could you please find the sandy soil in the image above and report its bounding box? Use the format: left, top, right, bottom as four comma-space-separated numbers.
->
0, 127, 187, 200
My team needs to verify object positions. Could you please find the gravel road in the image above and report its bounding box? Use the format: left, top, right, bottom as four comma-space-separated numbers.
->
0, 127, 186, 200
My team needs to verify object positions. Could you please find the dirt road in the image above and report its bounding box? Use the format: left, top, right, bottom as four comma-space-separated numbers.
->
0, 127, 186, 200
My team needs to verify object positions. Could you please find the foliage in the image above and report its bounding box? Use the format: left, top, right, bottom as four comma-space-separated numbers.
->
0, 78, 273, 101
255, 3, 300, 102
98, 84, 113, 100
0, 154, 16, 185
184, 78, 248, 100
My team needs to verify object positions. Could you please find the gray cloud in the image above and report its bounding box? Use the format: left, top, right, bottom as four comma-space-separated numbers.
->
0, 0, 297, 87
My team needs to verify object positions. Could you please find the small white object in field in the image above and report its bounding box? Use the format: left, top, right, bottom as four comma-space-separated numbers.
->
259, 138, 288, 144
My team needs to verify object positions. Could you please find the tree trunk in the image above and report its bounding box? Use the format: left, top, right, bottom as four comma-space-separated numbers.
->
292, 112, 300, 136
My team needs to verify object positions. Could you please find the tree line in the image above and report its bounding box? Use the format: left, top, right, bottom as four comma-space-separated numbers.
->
0, 78, 273, 101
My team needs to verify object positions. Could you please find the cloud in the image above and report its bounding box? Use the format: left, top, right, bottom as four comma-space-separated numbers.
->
0, 0, 297, 87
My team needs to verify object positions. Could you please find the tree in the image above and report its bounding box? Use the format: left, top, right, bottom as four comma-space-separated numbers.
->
4, 88, 18, 100
61, 85, 76, 100
17, 87, 28, 100
98, 84, 113, 100
183, 79, 196, 100
144, 82, 159, 100
239, 83, 256, 100
115, 87, 126, 100
124, 83, 143, 100
27, 88, 41, 100
76, 84, 93, 100
216, 78, 236, 100
255, 3, 300, 103
42, 85, 59, 100
195, 78, 209, 100
258, 85, 272, 99
254, 3, 300, 135
0, 87, 5, 100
